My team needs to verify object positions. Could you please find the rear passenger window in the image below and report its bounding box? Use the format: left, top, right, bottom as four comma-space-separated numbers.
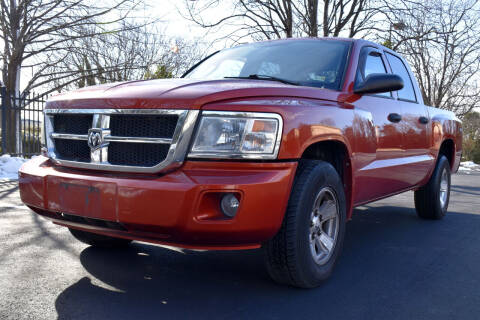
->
386, 53, 417, 102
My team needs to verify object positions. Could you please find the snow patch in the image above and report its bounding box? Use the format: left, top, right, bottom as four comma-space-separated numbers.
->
0, 155, 28, 180
458, 161, 480, 174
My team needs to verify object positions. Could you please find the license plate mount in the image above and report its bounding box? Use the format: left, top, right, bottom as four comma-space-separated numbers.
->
47, 177, 117, 221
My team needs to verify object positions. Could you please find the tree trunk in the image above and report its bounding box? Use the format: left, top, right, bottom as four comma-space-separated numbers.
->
323, 0, 330, 36
4, 61, 21, 154
308, 0, 319, 37
2, 0, 22, 154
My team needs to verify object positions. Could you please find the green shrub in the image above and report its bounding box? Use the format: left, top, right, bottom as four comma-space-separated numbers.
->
472, 140, 480, 164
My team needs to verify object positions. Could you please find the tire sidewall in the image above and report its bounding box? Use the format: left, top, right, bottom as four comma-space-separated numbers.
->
295, 163, 347, 285
433, 157, 451, 217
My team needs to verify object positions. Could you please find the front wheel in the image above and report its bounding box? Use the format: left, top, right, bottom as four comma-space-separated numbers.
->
414, 155, 451, 219
69, 228, 132, 248
263, 160, 347, 288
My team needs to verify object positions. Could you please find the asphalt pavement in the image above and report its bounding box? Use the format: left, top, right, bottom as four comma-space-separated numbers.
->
1, 172, 479, 320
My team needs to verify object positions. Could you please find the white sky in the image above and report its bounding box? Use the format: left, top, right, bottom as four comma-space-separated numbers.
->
153, 0, 234, 50
155, 1, 203, 39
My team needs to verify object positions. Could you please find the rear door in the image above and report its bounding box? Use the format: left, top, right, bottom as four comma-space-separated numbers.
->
384, 52, 433, 186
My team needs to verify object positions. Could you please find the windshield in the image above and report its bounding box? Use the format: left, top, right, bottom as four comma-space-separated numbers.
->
184, 40, 351, 90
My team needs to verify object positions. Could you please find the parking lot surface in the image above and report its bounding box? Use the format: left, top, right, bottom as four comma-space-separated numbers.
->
1, 172, 479, 320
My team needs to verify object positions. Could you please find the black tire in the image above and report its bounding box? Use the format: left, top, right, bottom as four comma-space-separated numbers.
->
414, 155, 451, 220
263, 160, 347, 288
69, 228, 132, 248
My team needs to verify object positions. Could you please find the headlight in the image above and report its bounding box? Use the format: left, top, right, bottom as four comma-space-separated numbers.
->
189, 111, 283, 159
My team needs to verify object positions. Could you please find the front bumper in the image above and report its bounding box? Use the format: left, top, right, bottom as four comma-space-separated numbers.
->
19, 156, 297, 250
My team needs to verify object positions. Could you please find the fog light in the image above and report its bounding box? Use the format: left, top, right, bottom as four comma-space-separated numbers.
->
220, 193, 240, 218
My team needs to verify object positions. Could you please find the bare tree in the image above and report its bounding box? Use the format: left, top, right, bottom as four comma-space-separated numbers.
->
47, 26, 205, 92
0, 0, 144, 153
0, 0, 146, 94
182, 0, 296, 41
42, 23, 154, 91
47, 24, 164, 91
295, 0, 319, 36
294, 0, 381, 37
181, 0, 379, 43
382, 0, 480, 116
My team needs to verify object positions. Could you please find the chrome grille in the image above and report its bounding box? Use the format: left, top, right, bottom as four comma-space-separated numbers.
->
44, 109, 199, 173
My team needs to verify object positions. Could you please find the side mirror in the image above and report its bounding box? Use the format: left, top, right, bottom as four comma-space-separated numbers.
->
354, 73, 404, 95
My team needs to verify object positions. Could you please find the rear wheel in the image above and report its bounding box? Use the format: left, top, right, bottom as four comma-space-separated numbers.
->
414, 155, 451, 220
69, 228, 132, 248
263, 160, 346, 288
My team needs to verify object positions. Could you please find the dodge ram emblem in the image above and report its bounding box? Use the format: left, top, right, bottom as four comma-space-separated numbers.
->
88, 129, 104, 150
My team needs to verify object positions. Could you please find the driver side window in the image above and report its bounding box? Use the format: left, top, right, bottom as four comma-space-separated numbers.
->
356, 49, 392, 98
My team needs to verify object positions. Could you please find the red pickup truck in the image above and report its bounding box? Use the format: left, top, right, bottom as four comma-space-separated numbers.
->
19, 38, 462, 288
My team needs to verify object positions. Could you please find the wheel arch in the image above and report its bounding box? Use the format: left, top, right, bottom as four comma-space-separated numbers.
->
438, 138, 455, 170
300, 139, 354, 219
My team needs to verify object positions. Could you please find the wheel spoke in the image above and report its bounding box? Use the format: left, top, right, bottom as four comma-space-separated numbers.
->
314, 237, 325, 253
319, 200, 337, 222
318, 233, 334, 252
308, 186, 340, 266
439, 168, 449, 208
313, 194, 323, 214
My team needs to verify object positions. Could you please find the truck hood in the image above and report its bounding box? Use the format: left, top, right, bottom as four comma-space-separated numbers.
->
47, 78, 340, 109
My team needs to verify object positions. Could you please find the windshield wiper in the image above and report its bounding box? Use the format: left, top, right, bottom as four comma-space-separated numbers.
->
225, 74, 299, 86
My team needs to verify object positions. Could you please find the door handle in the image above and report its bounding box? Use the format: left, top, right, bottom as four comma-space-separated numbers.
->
388, 113, 402, 123
419, 116, 429, 124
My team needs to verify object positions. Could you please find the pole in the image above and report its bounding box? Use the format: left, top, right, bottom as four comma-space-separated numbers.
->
1, 86, 7, 154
